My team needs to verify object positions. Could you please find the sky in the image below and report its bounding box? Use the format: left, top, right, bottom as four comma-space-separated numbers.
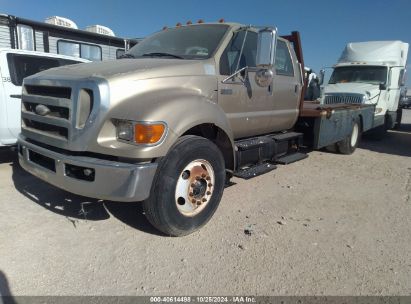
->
2, 0, 411, 85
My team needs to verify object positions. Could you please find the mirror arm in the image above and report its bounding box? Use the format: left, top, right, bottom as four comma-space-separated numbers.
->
222, 66, 249, 84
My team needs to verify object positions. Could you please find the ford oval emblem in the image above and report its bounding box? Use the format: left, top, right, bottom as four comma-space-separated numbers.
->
35, 104, 51, 116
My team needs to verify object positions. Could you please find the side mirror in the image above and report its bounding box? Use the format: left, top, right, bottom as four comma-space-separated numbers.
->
255, 27, 278, 87
318, 69, 325, 86
379, 83, 387, 90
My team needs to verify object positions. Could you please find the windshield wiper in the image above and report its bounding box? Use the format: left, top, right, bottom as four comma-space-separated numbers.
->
142, 52, 183, 59
118, 53, 136, 59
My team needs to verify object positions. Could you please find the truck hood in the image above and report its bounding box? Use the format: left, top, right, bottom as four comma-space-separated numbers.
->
323, 83, 380, 97
29, 58, 217, 81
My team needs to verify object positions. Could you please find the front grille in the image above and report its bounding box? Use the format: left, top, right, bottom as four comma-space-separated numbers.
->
324, 94, 364, 105
22, 84, 73, 142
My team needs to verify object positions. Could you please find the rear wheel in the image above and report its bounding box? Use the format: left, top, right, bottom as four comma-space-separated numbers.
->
337, 118, 361, 155
143, 135, 226, 236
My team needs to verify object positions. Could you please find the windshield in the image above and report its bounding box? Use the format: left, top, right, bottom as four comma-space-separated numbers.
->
126, 24, 229, 60
329, 66, 388, 85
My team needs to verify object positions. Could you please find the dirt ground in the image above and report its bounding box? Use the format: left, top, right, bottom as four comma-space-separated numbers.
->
0, 110, 410, 296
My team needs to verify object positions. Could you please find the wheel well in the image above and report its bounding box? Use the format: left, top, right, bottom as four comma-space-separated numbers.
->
182, 124, 234, 171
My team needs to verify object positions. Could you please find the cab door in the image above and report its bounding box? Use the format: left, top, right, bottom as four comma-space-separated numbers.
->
217, 29, 276, 139
270, 39, 301, 130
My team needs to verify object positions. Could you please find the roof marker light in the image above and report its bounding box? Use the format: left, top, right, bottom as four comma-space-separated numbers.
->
197, 19, 204, 23
176, 22, 182, 27
186, 20, 192, 25
218, 18, 225, 23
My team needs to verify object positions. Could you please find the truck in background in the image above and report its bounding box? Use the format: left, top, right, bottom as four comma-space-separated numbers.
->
18, 22, 376, 236
0, 48, 89, 147
0, 14, 139, 61
320, 41, 409, 137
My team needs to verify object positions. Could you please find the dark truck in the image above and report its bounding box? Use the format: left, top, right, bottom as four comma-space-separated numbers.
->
17, 22, 375, 236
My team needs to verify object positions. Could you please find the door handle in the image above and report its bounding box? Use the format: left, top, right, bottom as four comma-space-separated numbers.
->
10, 94, 22, 99
294, 85, 298, 93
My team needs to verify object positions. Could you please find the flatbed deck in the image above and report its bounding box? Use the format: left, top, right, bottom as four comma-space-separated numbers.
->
300, 101, 367, 118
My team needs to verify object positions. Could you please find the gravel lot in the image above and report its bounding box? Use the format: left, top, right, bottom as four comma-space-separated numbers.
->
0, 110, 410, 296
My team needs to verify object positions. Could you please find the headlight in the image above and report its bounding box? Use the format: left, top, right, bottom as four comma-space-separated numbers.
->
114, 119, 166, 145
116, 120, 134, 141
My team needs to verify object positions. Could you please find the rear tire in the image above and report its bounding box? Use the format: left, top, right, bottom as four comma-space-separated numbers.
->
143, 135, 226, 236
337, 118, 361, 155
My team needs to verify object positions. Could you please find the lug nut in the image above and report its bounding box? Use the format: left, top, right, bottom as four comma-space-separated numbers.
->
208, 183, 213, 187
191, 183, 196, 187
195, 176, 201, 180
197, 201, 201, 205
202, 198, 207, 202
206, 191, 211, 195
206, 176, 211, 181
191, 199, 196, 204
201, 173, 206, 178
189, 192, 193, 197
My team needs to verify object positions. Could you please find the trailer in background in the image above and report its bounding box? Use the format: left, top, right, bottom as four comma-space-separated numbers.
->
0, 14, 139, 61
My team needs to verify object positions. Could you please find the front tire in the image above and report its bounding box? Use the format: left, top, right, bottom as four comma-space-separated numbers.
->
337, 118, 361, 155
143, 135, 226, 236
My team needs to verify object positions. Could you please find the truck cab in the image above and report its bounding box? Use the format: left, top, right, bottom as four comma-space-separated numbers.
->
0, 48, 89, 146
321, 41, 409, 131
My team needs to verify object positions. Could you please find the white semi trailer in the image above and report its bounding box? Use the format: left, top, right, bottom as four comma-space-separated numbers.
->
320, 41, 409, 136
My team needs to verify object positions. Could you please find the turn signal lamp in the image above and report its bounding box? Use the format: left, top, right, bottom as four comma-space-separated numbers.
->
134, 123, 165, 144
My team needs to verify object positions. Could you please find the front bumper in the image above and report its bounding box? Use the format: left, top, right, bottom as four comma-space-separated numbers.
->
18, 136, 157, 202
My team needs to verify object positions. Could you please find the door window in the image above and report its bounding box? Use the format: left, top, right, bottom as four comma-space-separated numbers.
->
220, 30, 257, 75
275, 40, 294, 76
17, 25, 35, 51
7, 53, 81, 86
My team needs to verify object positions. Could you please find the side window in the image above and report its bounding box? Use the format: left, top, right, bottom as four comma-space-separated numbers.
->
7, 53, 81, 86
220, 31, 257, 76
80, 44, 102, 61
17, 25, 35, 51
58, 40, 102, 61
58, 41, 80, 58
116, 49, 125, 59
275, 40, 294, 77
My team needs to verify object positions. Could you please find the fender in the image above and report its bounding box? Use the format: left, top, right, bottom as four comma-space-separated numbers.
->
94, 76, 235, 161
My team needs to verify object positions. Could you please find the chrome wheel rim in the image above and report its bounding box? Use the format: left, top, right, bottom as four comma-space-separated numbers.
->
351, 123, 359, 147
175, 159, 215, 217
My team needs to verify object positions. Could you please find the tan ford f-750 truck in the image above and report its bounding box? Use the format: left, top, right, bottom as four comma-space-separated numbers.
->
17, 22, 375, 236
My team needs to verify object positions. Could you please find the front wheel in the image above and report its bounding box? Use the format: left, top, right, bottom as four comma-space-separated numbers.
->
143, 135, 226, 236
337, 118, 361, 155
